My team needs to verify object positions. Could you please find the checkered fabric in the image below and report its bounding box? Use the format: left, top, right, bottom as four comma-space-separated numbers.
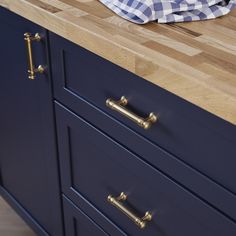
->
100, 0, 236, 23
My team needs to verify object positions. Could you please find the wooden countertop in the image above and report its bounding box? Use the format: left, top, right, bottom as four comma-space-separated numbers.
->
1, 0, 236, 125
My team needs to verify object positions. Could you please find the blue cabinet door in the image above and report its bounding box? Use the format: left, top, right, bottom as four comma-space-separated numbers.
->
0, 8, 63, 236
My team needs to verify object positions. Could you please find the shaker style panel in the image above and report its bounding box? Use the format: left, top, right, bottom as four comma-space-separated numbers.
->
0, 8, 63, 236
50, 32, 236, 198
55, 102, 236, 236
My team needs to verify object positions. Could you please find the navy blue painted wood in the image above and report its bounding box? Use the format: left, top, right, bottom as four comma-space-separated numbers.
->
0, 8, 63, 236
49, 32, 236, 222
63, 195, 126, 236
55, 102, 236, 236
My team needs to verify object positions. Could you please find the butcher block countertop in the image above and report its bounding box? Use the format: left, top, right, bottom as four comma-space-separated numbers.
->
1, 0, 236, 125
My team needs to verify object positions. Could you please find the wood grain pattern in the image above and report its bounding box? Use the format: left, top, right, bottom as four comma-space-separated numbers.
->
0, 197, 36, 236
0, 0, 236, 125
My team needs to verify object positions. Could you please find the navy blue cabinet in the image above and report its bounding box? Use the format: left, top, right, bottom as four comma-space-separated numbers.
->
0, 8, 63, 236
1, 6, 236, 236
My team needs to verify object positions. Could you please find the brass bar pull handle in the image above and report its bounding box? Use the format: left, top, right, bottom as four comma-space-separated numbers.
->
106, 96, 157, 129
107, 192, 152, 229
24, 33, 45, 80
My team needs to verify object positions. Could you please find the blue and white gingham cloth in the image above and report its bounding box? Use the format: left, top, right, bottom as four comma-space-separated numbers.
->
100, 0, 236, 23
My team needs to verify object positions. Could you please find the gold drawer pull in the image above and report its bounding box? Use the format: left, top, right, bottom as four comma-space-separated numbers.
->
106, 96, 157, 130
107, 192, 152, 229
24, 33, 45, 80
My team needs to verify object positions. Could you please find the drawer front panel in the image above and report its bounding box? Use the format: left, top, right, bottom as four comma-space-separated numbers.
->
56, 103, 236, 236
50, 32, 236, 196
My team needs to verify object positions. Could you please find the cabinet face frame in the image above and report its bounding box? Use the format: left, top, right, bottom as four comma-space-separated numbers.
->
0, 7, 63, 236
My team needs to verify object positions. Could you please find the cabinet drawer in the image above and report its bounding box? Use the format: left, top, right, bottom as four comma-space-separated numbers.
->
50, 32, 236, 197
55, 103, 236, 236
63, 195, 125, 236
